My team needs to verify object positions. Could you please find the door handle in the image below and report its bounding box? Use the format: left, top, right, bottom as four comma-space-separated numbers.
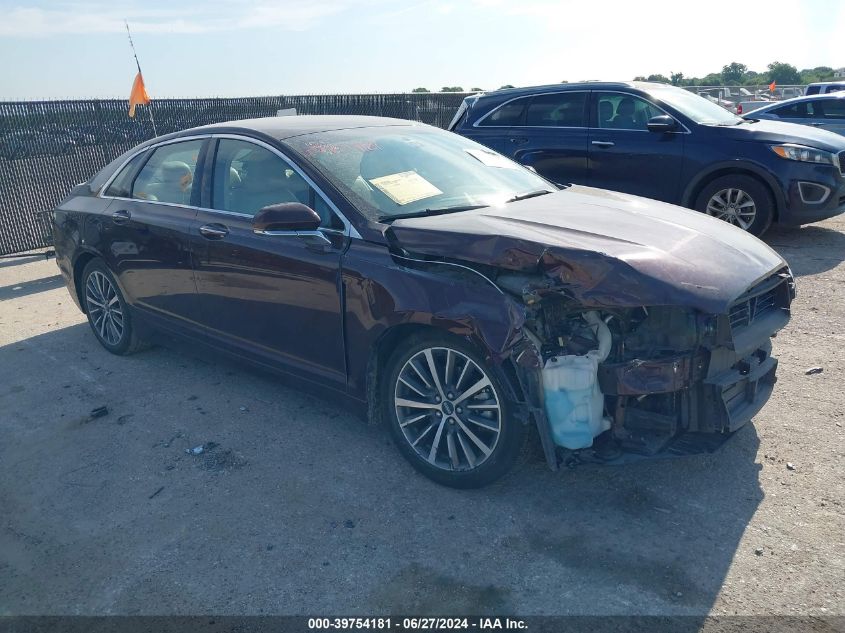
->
199, 223, 229, 239
510, 137, 529, 145
591, 140, 615, 148
111, 209, 131, 224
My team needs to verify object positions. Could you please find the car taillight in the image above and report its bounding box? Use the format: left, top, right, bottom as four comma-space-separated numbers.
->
736, 104, 743, 115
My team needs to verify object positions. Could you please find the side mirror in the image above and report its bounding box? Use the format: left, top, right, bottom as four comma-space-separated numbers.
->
253, 202, 321, 233
647, 115, 678, 133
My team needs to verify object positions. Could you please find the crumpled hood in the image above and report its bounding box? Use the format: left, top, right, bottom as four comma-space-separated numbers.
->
386, 186, 788, 314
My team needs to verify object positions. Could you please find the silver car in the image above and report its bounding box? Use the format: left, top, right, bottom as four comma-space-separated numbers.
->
745, 93, 845, 136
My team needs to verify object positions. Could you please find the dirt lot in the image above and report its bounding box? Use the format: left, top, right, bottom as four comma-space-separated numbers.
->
0, 217, 843, 617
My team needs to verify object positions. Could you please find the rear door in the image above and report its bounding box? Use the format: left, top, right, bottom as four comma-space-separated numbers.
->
189, 136, 347, 387
764, 99, 845, 135
501, 91, 590, 186
814, 99, 845, 135
461, 96, 532, 154
99, 138, 206, 325
587, 91, 685, 202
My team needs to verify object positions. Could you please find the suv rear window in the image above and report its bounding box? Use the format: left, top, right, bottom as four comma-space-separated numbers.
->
477, 97, 529, 126
524, 92, 587, 127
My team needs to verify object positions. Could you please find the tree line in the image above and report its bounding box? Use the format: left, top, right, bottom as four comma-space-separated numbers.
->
411, 62, 840, 93
634, 62, 838, 86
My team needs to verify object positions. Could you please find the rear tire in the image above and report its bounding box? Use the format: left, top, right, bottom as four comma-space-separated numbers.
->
694, 174, 774, 237
381, 332, 524, 488
81, 259, 146, 355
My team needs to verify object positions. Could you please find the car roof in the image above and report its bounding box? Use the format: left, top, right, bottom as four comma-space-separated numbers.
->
475, 80, 668, 99
187, 115, 420, 140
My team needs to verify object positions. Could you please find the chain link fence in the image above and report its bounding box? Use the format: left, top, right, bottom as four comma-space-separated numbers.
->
1, 86, 813, 255
0, 93, 468, 255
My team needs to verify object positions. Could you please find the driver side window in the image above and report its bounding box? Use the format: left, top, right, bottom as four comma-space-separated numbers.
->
211, 139, 342, 229
596, 93, 663, 130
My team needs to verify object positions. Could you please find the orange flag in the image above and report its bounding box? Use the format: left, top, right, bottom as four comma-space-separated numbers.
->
128, 72, 150, 118
768, 81, 777, 93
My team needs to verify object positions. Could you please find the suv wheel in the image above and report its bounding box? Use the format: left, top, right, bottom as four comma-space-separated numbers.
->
81, 259, 145, 355
694, 174, 774, 236
382, 333, 524, 488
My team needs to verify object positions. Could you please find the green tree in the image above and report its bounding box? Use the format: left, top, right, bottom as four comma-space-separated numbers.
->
742, 70, 764, 86
498, 84, 515, 90
670, 71, 685, 86
470, 87, 484, 92
721, 62, 748, 85
411, 87, 430, 93
440, 86, 465, 92
646, 74, 670, 84
767, 61, 800, 84
633, 76, 647, 81
799, 66, 834, 84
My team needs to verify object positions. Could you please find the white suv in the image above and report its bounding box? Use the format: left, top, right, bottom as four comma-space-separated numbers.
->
806, 82, 845, 95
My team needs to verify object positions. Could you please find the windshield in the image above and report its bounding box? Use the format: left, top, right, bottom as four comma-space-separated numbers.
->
285, 125, 555, 222
647, 86, 743, 126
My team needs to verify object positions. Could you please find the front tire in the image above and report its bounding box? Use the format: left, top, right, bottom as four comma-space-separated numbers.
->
694, 174, 774, 236
81, 259, 145, 355
382, 333, 524, 488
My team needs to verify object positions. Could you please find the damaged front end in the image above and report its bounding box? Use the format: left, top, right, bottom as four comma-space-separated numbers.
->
501, 267, 795, 468
385, 189, 796, 469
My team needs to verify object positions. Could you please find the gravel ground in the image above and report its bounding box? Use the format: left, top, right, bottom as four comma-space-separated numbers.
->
0, 217, 843, 617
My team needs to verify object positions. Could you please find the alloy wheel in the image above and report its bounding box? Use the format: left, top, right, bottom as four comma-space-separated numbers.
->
85, 270, 124, 346
393, 346, 502, 472
705, 188, 757, 230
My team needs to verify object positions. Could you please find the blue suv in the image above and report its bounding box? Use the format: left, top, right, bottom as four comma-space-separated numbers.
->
449, 82, 845, 235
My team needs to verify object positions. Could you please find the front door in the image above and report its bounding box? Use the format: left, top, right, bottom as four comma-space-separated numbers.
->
587, 92, 685, 202
190, 137, 347, 387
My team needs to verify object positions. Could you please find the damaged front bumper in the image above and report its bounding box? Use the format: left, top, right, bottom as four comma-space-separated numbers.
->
509, 269, 793, 470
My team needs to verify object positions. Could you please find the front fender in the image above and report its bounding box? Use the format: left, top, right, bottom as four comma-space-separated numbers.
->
342, 240, 526, 396
681, 159, 786, 216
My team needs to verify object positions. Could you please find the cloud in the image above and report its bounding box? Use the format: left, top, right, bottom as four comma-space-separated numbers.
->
0, 1, 351, 36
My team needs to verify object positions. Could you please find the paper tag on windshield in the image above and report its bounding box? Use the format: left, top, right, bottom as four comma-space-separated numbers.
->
465, 148, 517, 169
368, 171, 442, 205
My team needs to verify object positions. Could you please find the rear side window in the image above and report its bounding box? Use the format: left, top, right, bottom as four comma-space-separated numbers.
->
131, 140, 204, 205
104, 151, 147, 198
524, 92, 587, 127
805, 86, 820, 95
771, 102, 814, 119
823, 85, 845, 94
821, 99, 845, 119
478, 97, 529, 126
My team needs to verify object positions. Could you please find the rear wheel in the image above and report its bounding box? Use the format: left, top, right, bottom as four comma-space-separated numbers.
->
81, 259, 145, 355
382, 333, 524, 488
694, 174, 774, 236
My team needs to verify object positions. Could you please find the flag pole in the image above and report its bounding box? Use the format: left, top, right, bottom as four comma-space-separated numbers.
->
124, 20, 157, 136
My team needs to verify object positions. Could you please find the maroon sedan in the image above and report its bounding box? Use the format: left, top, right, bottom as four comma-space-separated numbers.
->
52, 116, 793, 487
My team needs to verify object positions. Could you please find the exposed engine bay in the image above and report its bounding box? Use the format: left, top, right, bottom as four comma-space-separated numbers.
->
496, 268, 795, 466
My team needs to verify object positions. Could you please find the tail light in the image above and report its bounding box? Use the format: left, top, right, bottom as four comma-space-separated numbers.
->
736, 104, 743, 115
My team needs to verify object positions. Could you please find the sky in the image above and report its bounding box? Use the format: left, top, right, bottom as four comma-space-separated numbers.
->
0, 0, 843, 99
